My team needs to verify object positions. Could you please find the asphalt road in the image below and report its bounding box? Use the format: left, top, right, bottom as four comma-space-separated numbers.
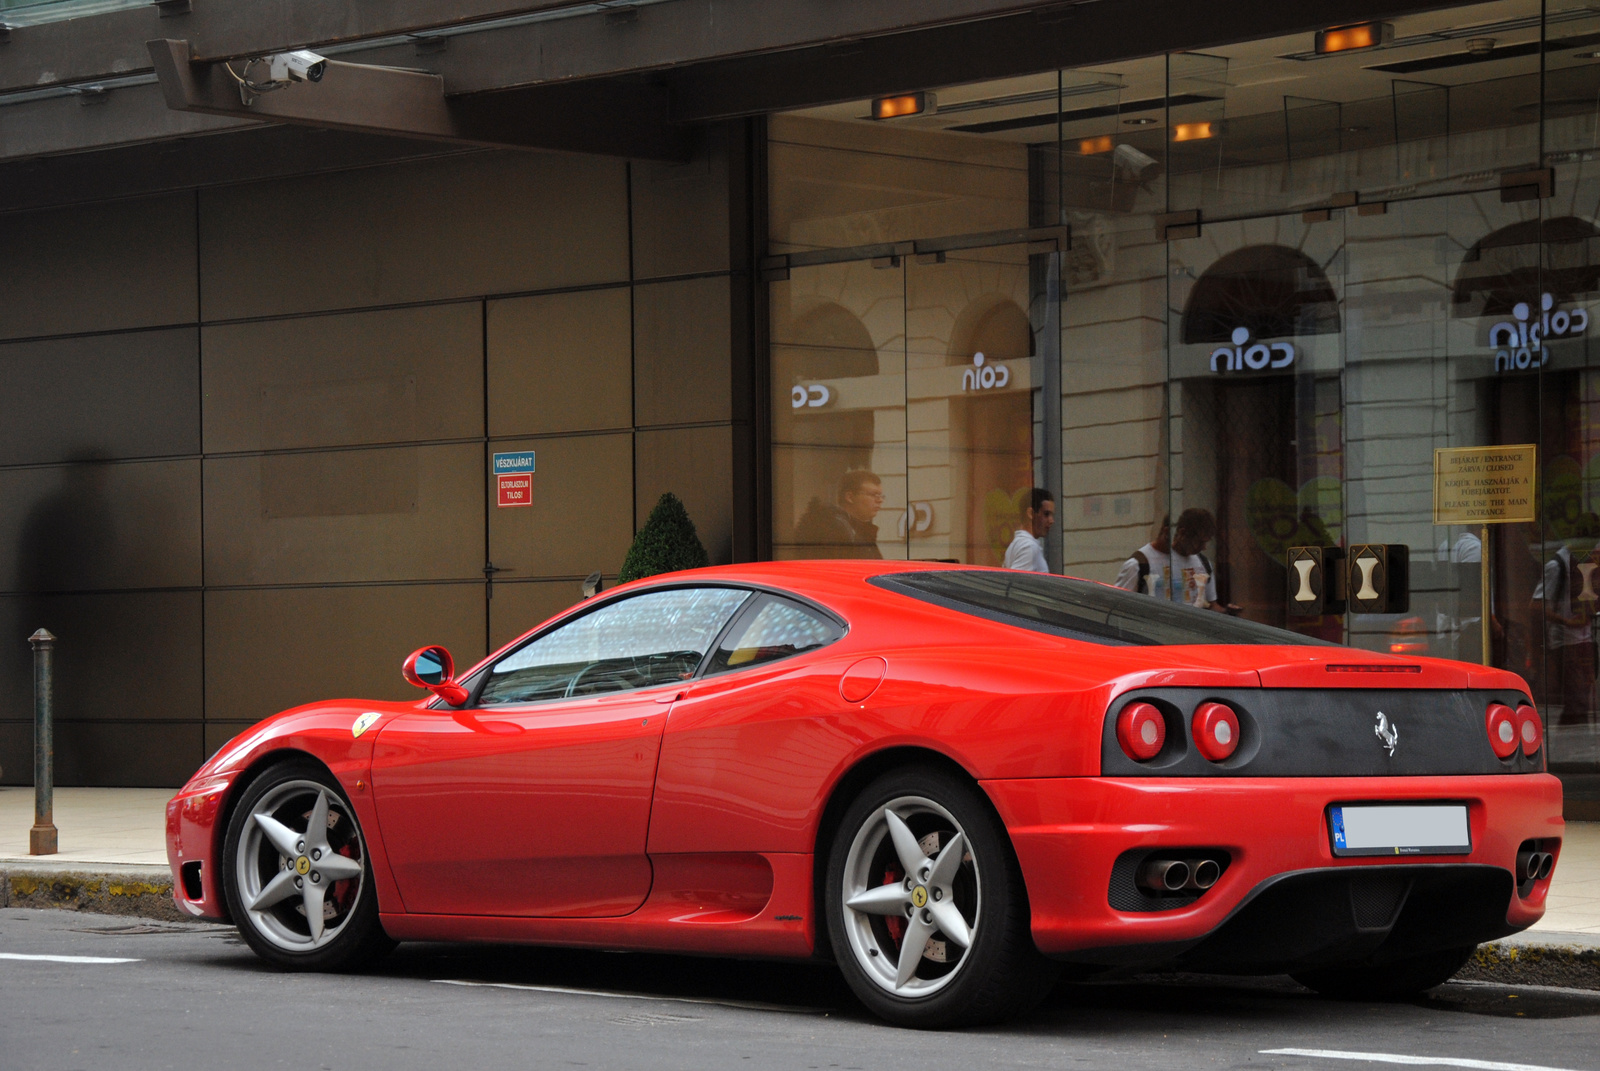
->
3, 907, 1600, 1071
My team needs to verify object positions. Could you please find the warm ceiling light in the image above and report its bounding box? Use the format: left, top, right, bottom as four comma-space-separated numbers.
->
871, 92, 935, 119
1171, 121, 1217, 142
1315, 21, 1394, 54
1079, 135, 1114, 154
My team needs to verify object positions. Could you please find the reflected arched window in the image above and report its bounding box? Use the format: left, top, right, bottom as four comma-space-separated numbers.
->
1181, 245, 1341, 344
1452, 216, 1600, 317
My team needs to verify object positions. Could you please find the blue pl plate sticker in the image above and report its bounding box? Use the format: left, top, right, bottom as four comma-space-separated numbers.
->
492, 452, 536, 475
1331, 807, 1348, 851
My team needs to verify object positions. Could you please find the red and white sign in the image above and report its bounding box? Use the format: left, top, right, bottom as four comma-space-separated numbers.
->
496, 473, 533, 508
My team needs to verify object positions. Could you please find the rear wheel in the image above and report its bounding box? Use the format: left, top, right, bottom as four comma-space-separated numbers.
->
222, 759, 393, 971
824, 766, 1058, 1028
1291, 945, 1475, 1000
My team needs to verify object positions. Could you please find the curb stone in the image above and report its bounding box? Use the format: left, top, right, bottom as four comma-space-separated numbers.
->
0, 861, 180, 922
1460, 934, 1600, 991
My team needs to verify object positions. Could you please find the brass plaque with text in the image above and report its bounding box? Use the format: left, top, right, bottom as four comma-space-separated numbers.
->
1432, 444, 1537, 525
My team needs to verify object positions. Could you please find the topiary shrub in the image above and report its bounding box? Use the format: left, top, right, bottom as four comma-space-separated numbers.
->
619, 492, 710, 583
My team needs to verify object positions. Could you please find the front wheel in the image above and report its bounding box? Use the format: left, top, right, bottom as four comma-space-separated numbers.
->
824, 766, 1058, 1028
221, 759, 393, 971
1292, 945, 1475, 1000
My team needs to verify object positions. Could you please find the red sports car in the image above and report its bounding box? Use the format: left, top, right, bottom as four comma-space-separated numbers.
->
166, 561, 1563, 1028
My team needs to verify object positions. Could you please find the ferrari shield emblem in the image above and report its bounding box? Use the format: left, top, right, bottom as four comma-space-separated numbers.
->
352, 712, 382, 739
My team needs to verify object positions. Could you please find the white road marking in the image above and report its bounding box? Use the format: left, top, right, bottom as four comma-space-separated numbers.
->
1261, 1048, 1586, 1071
433, 978, 821, 1014
0, 953, 140, 964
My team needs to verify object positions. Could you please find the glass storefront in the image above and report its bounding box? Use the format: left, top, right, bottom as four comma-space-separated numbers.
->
766, 0, 1600, 787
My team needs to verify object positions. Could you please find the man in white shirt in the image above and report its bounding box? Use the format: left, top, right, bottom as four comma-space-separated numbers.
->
1114, 509, 1239, 613
1002, 489, 1054, 572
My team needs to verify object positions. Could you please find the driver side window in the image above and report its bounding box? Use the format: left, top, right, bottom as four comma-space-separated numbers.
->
477, 587, 750, 706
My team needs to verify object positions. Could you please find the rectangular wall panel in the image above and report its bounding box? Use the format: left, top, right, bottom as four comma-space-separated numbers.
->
631, 133, 731, 281
199, 153, 629, 320
0, 591, 202, 727
203, 304, 483, 453
0, 459, 203, 593
204, 583, 485, 726
0, 328, 200, 466
0, 721, 204, 788
204, 443, 484, 586
634, 276, 733, 427
488, 287, 632, 437
0, 193, 197, 341
488, 579, 587, 651
636, 426, 733, 567
487, 433, 634, 579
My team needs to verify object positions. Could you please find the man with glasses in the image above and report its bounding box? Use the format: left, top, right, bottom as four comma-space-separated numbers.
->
792, 469, 885, 559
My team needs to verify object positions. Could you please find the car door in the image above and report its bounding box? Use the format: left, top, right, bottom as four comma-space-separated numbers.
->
371, 585, 751, 917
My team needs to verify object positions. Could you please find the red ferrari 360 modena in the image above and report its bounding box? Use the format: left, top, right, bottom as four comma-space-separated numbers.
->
166, 561, 1563, 1028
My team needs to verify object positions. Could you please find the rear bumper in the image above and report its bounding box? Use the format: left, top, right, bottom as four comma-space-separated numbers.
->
983, 773, 1564, 970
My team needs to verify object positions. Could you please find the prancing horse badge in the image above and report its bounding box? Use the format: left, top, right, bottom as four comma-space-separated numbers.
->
1374, 711, 1398, 757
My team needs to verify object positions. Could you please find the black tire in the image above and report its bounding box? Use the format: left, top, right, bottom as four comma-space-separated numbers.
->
824, 765, 1059, 1029
1291, 945, 1475, 1001
221, 758, 394, 971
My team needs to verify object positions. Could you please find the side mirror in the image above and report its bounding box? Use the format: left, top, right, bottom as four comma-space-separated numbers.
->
402, 645, 469, 706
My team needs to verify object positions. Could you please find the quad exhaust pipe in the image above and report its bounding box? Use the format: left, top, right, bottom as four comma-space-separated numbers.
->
1517, 849, 1554, 883
1136, 857, 1222, 894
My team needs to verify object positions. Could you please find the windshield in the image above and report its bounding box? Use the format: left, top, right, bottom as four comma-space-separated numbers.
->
871, 570, 1335, 647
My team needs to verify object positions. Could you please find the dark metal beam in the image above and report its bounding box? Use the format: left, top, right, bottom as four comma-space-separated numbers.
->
2, 0, 1057, 95
663, 0, 1474, 121
147, 39, 693, 161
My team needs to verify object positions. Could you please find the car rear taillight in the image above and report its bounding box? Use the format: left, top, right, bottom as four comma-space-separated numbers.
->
1515, 704, 1543, 757
1191, 701, 1240, 762
1485, 703, 1518, 759
1117, 702, 1166, 761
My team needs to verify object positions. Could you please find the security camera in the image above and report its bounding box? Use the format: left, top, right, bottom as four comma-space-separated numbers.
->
268, 49, 327, 84
1113, 143, 1160, 182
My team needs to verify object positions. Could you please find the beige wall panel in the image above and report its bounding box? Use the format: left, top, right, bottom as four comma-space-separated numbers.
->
200, 153, 629, 320
487, 433, 633, 579
634, 276, 732, 427
0, 328, 199, 466
488, 579, 590, 651
0, 193, 197, 340
0, 720, 204, 788
631, 139, 730, 279
204, 443, 483, 586
205, 583, 484, 726
488, 288, 631, 437
0, 591, 201, 727
635, 426, 732, 567
203, 304, 483, 453
0, 459, 202, 593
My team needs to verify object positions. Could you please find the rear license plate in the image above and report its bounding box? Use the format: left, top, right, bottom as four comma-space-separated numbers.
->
1329, 804, 1471, 857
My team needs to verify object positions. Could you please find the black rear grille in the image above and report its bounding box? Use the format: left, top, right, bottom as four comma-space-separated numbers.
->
1101, 687, 1538, 777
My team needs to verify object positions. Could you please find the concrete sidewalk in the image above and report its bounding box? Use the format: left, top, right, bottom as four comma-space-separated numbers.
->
2, 786, 1599, 971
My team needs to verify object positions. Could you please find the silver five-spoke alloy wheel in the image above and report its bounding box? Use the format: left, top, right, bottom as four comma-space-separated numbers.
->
235, 779, 367, 952
840, 794, 981, 997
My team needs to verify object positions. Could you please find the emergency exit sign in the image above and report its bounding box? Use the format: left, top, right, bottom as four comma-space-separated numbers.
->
493, 451, 535, 508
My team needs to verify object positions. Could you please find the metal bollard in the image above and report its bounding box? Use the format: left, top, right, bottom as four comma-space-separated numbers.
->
29, 628, 57, 856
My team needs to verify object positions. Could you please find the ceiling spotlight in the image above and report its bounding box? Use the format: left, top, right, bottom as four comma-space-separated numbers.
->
1123, 116, 1159, 125
1577, 50, 1600, 59
1466, 37, 1496, 55
871, 91, 935, 119
1172, 121, 1219, 142
1315, 21, 1394, 54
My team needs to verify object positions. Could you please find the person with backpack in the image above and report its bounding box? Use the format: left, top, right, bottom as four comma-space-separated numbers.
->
1114, 508, 1240, 613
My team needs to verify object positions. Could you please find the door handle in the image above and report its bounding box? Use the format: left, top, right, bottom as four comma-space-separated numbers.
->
655, 691, 685, 704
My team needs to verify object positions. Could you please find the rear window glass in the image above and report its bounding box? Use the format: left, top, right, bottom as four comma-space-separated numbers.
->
871, 570, 1334, 647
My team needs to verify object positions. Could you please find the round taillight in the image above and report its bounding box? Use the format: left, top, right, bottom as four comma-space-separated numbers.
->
1192, 701, 1241, 762
1117, 702, 1166, 761
1515, 704, 1543, 757
1485, 703, 1518, 759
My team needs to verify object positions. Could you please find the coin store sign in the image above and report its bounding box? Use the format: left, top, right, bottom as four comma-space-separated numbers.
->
1432, 445, 1536, 525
